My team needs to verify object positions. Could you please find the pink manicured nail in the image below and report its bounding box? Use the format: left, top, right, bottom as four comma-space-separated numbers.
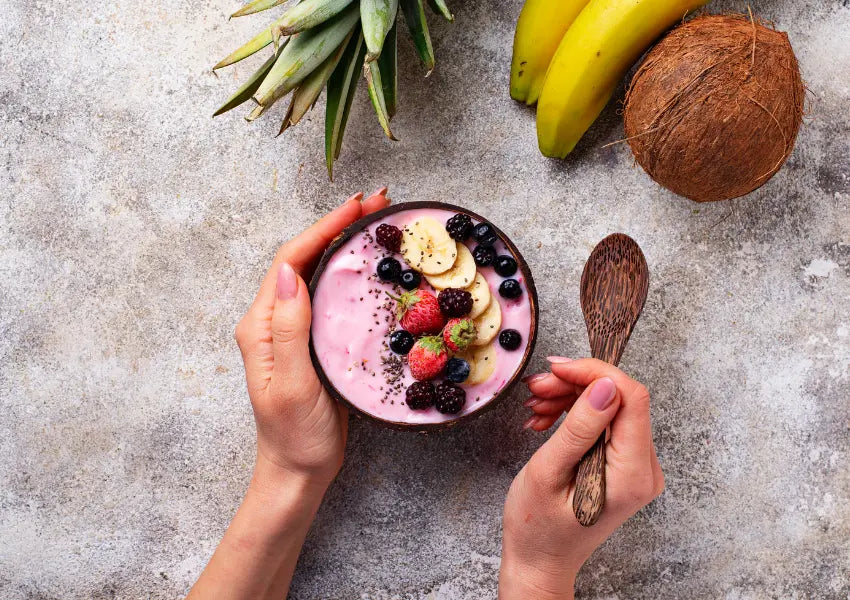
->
523, 415, 540, 430
524, 396, 542, 408
345, 192, 364, 203
521, 373, 548, 384
588, 377, 616, 411
276, 262, 298, 300
547, 356, 572, 364
372, 186, 388, 196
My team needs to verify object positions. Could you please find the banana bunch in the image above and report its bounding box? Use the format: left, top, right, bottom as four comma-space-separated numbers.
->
510, 0, 710, 158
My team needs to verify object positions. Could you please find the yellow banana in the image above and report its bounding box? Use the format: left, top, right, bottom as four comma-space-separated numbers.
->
536, 0, 709, 158
510, 0, 591, 105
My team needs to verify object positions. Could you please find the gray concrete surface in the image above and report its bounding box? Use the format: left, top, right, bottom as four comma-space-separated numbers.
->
1, 0, 848, 597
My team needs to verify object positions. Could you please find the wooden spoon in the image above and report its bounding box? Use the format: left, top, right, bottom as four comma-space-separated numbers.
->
573, 233, 649, 527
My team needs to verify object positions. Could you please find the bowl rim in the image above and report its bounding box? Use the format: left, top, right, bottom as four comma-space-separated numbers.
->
308, 201, 539, 433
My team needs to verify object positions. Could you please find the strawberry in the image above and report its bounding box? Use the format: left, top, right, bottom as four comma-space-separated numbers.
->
408, 336, 449, 381
388, 289, 445, 335
443, 318, 477, 353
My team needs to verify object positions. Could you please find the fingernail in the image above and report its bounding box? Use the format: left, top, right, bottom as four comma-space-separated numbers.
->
521, 373, 548, 384
547, 356, 572, 364
524, 396, 542, 408
276, 262, 298, 300
588, 377, 616, 411
372, 186, 388, 196
345, 192, 364, 204
523, 415, 540, 430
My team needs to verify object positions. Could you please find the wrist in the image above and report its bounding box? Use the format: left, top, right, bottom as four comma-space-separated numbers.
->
499, 554, 576, 600
249, 456, 330, 523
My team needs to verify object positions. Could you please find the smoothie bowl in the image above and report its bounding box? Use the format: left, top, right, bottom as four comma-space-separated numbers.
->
309, 202, 538, 431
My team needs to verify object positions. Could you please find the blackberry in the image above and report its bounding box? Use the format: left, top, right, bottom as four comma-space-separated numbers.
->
398, 269, 422, 291
499, 329, 522, 351
445, 213, 473, 241
446, 358, 471, 383
494, 255, 518, 277
438, 288, 473, 317
435, 382, 466, 414
377, 257, 402, 282
499, 279, 522, 299
406, 381, 436, 410
473, 245, 496, 267
389, 330, 415, 354
376, 223, 403, 253
471, 223, 498, 246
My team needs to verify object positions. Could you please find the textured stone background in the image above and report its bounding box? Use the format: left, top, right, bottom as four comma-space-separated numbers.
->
1, 0, 848, 597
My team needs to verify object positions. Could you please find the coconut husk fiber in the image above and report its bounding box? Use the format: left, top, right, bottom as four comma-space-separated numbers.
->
623, 13, 804, 203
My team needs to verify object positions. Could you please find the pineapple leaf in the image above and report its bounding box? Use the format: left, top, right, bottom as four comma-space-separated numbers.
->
278, 29, 353, 135
399, 0, 435, 73
278, 0, 356, 37
361, 0, 399, 62
213, 50, 279, 116
325, 31, 366, 180
254, 3, 359, 107
231, 0, 288, 19
426, 0, 453, 22
377, 21, 398, 118
364, 59, 397, 141
214, 26, 278, 70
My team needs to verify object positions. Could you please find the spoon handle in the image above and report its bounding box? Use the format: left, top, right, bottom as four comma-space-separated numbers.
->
572, 336, 627, 527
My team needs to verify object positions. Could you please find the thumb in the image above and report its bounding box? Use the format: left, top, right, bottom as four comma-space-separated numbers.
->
530, 377, 620, 490
269, 262, 321, 401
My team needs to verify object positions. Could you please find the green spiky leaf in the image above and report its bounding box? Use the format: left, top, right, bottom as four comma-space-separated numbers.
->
427, 0, 453, 22
400, 0, 435, 73
325, 31, 366, 180
231, 0, 289, 19
361, 0, 399, 62
377, 21, 398, 117
214, 27, 277, 70
213, 50, 279, 116
278, 29, 353, 135
254, 3, 359, 108
277, 0, 356, 36
364, 59, 397, 140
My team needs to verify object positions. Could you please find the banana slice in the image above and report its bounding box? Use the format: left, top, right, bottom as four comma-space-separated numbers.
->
465, 272, 491, 319
425, 243, 476, 290
472, 297, 502, 346
456, 343, 497, 385
400, 216, 457, 275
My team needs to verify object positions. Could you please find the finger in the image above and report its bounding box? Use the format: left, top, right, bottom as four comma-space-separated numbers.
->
549, 358, 652, 466
523, 372, 583, 399
524, 395, 577, 416
251, 193, 364, 315
522, 413, 561, 431
362, 186, 390, 215
529, 377, 620, 489
268, 262, 322, 404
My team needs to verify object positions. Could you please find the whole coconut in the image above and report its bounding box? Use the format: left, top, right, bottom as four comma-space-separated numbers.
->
623, 14, 804, 203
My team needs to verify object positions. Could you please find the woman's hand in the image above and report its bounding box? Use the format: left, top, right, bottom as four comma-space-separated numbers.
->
499, 358, 665, 600
235, 189, 390, 493
189, 189, 390, 600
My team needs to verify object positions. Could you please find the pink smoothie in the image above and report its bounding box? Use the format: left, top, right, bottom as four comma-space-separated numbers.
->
311, 208, 534, 425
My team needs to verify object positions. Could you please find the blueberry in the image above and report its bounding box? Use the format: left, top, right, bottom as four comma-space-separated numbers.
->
377, 257, 402, 282
471, 223, 498, 246
499, 279, 522, 299
446, 358, 471, 383
499, 329, 522, 351
494, 255, 518, 277
398, 269, 422, 291
389, 330, 415, 354
472, 245, 496, 267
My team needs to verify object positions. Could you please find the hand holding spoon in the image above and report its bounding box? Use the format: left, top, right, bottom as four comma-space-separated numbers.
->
573, 233, 649, 527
